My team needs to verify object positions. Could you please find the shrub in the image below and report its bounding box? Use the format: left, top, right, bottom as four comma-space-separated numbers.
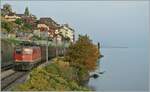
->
13, 58, 90, 91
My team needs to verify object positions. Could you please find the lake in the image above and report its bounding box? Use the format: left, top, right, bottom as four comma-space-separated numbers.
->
88, 48, 149, 91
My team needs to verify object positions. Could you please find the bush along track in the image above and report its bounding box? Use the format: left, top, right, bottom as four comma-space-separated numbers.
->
13, 35, 101, 91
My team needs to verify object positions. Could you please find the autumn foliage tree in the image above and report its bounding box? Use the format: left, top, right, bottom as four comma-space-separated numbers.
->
65, 35, 100, 72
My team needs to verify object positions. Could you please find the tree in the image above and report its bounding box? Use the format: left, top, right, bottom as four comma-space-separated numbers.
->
24, 7, 30, 16
3, 3, 12, 13
24, 23, 32, 30
65, 35, 100, 72
15, 18, 23, 25
1, 21, 12, 33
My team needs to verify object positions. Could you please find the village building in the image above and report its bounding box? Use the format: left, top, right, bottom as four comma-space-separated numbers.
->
52, 34, 63, 46
15, 14, 25, 17
22, 15, 37, 29
37, 17, 61, 40
58, 24, 75, 43
1, 5, 76, 44
33, 29, 41, 37
4, 12, 21, 22
37, 22, 50, 38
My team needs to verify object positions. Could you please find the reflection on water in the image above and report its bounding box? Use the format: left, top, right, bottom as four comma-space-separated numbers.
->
88, 48, 149, 91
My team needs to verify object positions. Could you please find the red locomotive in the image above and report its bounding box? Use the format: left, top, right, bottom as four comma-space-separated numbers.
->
13, 41, 65, 70
14, 42, 41, 70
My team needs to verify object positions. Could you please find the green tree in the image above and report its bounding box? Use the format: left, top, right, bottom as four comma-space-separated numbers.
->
15, 18, 23, 25
3, 3, 12, 13
24, 7, 30, 16
1, 21, 12, 33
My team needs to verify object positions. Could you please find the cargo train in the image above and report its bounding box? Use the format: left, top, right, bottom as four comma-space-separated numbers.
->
13, 41, 65, 70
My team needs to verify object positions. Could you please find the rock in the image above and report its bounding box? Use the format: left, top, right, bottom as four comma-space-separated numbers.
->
99, 71, 105, 74
90, 74, 99, 79
100, 55, 104, 57
98, 54, 104, 59
93, 74, 99, 79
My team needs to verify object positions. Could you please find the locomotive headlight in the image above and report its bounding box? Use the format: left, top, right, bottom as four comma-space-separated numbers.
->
23, 48, 33, 54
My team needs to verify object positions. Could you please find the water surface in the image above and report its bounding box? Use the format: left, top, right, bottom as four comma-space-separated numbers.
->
88, 48, 149, 91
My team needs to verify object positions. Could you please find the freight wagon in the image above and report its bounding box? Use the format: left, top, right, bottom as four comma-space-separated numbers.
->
1, 39, 15, 69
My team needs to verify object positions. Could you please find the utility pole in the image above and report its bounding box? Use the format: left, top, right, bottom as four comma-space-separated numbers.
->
63, 37, 65, 57
55, 30, 59, 57
46, 30, 48, 62
63, 31, 67, 56
55, 36, 58, 57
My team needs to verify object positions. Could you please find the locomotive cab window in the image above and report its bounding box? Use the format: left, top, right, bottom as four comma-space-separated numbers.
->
23, 48, 33, 54
16, 48, 22, 54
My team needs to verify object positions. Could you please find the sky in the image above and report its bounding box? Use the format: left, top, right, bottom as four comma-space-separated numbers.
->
1, 1, 149, 48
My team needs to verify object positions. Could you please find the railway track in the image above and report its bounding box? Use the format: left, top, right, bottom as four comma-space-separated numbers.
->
1, 71, 28, 91
1, 64, 14, 72
1, 58, 54, 91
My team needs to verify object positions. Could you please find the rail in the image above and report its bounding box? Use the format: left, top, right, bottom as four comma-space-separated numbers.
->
1, 64, 14, 72
1, 71, 28, 91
